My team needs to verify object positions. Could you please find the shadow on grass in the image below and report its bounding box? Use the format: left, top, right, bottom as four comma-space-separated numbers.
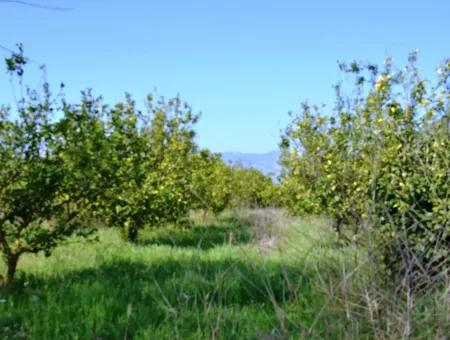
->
138, 215, 253, 249
1, 255, 319, 339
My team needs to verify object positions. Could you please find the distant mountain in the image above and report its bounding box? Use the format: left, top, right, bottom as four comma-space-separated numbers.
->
221, 150, 281, 180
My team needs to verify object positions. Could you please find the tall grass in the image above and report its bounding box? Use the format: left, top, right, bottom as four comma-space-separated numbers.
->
0, 210, 448, 339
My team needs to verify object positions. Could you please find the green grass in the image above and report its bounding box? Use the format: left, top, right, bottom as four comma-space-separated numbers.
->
0, 212, 447, 339
138, 215, 252, 249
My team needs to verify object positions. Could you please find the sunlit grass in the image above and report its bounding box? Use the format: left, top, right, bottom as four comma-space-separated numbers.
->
0, 211, 447, 339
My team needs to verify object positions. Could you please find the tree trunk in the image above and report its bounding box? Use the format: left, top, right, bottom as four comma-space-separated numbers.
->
6, 254, 19, 285
126, 225, 138, 243
334, 216, 342, 240
1, 254, 19, 288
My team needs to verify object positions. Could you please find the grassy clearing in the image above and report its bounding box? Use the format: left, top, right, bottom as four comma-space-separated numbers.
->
0, 211, 448, 339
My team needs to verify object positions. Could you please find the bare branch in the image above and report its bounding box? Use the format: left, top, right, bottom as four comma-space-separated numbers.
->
0, 0, 73, 11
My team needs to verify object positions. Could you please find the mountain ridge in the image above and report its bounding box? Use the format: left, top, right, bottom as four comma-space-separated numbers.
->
221, 150, 281, 179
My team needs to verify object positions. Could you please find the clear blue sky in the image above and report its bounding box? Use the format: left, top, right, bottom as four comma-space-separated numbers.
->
1, 0, 449, 152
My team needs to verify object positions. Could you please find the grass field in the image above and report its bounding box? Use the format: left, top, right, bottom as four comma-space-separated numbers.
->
0, 210, 447, 339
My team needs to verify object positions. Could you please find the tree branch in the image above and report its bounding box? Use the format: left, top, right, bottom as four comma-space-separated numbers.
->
0, 0, 73, 11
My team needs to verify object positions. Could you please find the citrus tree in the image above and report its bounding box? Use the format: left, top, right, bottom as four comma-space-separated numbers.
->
191, 153, 280, 214
191, 150, 233, 215
281, 53, 449, 278
103, 95, 199, 241
229, 166, 280, 209
0, 50, 107, 286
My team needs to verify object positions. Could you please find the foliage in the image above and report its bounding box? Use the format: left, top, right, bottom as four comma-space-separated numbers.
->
281, 52, 450, 279
0, 46, 278, 286
191, 150, 234, 214
0, 46, 201, 284
191, 151, 281, 215
229, 166, 280, 209
0, 54, 102, 286
101, 95, 199, 241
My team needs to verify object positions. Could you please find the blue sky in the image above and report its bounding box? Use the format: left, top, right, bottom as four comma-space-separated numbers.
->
1, 0, 449, 152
